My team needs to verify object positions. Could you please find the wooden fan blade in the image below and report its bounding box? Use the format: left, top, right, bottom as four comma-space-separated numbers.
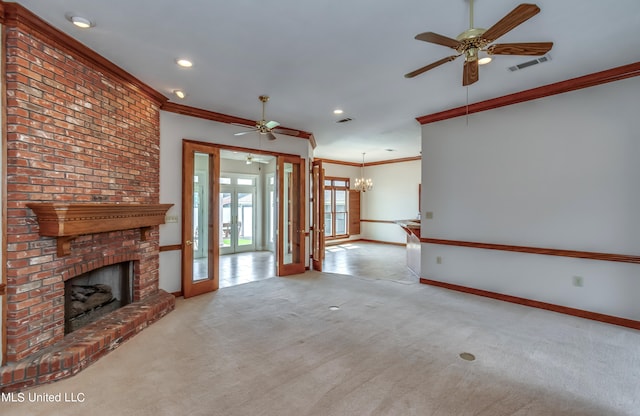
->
404, 55, 459, 78
266, 131, 277, 141
482, 4, 541, 43
415, 32, 462, 49
463, 59, 479, 86
487, 42, 553, 56
273, 128, 300, 136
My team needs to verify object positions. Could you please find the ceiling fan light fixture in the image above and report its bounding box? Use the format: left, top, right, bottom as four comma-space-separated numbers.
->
478, 56, 492, 65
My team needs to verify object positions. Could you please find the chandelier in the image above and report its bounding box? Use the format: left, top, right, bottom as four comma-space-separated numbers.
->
354, 152, 373, 192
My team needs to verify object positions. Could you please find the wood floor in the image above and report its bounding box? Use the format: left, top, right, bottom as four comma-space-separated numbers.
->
219, 241, 418, 288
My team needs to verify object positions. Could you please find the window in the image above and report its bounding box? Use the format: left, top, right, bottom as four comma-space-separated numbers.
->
324, 177, 350, 239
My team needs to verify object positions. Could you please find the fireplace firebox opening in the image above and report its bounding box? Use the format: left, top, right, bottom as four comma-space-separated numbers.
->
64, 261, 134, 334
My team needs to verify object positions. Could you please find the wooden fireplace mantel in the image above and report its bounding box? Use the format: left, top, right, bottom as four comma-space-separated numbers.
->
26, 203, 174, 256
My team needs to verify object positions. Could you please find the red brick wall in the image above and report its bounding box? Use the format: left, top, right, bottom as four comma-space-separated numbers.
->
4, 27, 162, 362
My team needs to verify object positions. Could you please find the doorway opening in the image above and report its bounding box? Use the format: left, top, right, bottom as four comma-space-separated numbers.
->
219, 151, 277, 286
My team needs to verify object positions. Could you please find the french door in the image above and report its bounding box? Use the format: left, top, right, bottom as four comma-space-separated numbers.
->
276, 155, 306, 276
220, 186, 256, 254
182, 141, 219, 298
311, 160, 325, 271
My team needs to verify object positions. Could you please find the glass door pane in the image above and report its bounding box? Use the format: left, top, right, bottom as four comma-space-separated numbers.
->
267, 173, 276, 252
237, 191, 254, 248
193, 153, 210, 282
220, 190, 232, 252
324, 189, 332, 236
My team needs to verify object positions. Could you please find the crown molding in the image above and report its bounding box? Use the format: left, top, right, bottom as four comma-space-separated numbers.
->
162, 101, 313, 141
0, 2, 167, 105
316, 156, 421, 167
417, 61, 640, 125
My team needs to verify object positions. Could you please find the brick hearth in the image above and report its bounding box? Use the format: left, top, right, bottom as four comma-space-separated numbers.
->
0, 290, 174, 392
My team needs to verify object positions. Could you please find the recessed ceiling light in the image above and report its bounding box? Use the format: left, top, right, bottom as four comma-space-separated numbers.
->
333, 109, 344, 115
65, 14, 94, 29
459, 352, 476, 361
173, 90, 186, 99
176, 59, 193, 68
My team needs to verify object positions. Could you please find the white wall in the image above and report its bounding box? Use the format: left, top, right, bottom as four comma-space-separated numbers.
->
421, 77, 640, 320
361, 160, 421, 244
323, 160, 421, 244
159, 111, 312, 293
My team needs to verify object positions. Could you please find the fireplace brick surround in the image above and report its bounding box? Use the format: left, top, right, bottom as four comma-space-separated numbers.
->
1, 3, 174, 391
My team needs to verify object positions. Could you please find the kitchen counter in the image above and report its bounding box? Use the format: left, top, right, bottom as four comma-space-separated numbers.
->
395, 220, 421, 277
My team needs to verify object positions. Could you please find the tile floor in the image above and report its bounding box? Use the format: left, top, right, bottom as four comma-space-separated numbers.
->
219, 250, 275, 288
218, 241, 418, 288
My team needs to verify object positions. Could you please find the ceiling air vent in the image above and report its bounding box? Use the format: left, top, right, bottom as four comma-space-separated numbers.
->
336, 117, 353, 123
508, 55, 551, 72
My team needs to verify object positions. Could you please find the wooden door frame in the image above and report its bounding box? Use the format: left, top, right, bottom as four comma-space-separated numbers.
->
182, 140, 219, 298
276, 155, 306, 276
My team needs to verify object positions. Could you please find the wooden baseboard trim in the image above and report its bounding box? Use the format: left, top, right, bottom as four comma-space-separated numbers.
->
360, 219, 397, 224
420, 238, 640, 265
358, 238, 406, 247
170, 291, 183, 298
420, 278, 640, 330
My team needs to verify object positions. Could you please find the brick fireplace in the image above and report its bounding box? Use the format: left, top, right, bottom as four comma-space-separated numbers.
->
1, 4, 175, 391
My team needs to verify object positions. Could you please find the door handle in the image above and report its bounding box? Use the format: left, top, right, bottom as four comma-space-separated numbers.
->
185, 240, 193, 246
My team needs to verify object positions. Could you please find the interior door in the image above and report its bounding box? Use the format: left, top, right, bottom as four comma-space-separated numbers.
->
276, 155, 306, 276
312, 160, 325, 271
182, 141, 219, 298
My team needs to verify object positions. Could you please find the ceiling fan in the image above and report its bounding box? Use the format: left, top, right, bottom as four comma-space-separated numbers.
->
405, 1, 553, 86
234, 95, 299, 141
245, 154, 271, 165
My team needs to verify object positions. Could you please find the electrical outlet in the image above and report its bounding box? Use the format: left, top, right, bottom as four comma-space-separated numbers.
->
425, 212, 434, 219
436, 256, 442, 264
572, 276, 584, 287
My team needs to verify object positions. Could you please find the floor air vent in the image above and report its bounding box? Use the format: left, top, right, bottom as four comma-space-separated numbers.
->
508, 55, 550, 72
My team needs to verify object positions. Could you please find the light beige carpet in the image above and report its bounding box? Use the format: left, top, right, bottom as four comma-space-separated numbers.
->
3, 271, 639, 415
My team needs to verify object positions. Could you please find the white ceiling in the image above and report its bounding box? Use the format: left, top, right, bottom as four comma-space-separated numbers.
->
9, 0, 640, 163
